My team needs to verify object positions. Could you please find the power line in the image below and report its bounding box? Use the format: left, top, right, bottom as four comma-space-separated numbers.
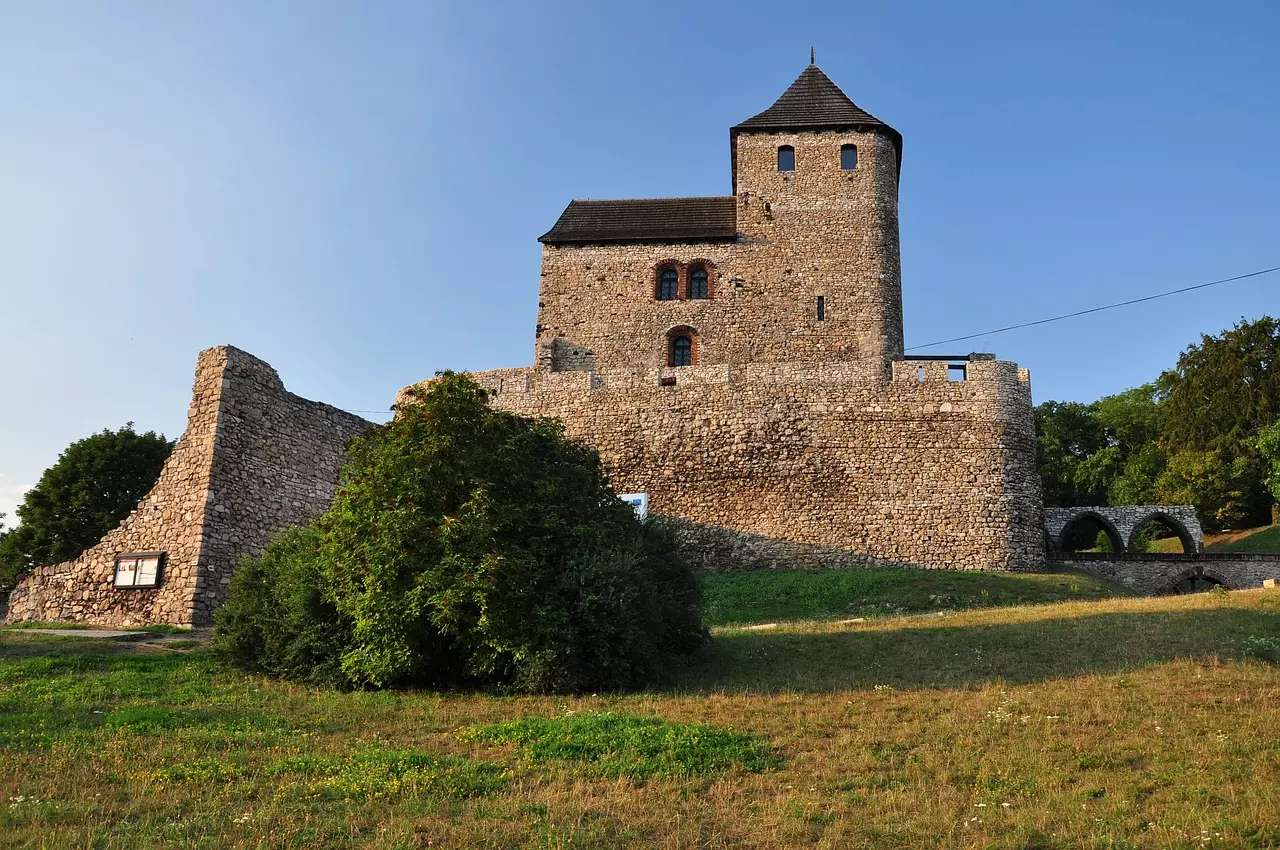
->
904, 264, 1280, 352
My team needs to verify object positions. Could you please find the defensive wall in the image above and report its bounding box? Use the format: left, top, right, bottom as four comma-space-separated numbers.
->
5, 346, 371, 627
400, 355, 1046, 573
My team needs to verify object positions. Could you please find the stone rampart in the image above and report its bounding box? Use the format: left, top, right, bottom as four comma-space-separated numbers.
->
400, 357, 1044, 572
1056, 554, 1280, 595
5, 346, 371, 627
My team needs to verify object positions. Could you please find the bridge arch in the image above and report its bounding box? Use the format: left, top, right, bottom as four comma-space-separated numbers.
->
1055, 510, 1126, 554
1156, 565, 1234, 595
1044, 506, 1205, 555
1129, 510, 1198, 554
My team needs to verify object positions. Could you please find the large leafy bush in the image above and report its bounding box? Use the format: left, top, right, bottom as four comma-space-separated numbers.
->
216, 373, 705, 692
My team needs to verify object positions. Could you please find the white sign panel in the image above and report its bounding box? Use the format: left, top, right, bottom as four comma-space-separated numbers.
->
619, 493, 649, 520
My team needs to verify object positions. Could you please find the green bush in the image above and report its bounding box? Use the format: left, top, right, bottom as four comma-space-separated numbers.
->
213, 526, 351, 688
216, 373, 705, 693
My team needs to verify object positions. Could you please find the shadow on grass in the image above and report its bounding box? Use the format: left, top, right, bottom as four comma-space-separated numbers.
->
670, 607, 1280, 693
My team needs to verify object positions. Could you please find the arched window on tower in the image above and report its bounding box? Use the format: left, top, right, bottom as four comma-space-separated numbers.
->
840, 144, 858, 170
688, 264, 709, 299
669, 332, 694, 367
657, 266, 679, 301
777, 145, 795, 172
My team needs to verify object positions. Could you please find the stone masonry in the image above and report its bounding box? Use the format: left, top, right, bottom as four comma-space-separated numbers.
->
1044, 506, 1205, 554
5, 347, 370, 627
402, 357, 1044, 572
402, 63, 1046, 573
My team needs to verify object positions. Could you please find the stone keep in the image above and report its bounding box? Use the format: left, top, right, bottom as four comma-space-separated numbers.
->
403, 63, 1047, 572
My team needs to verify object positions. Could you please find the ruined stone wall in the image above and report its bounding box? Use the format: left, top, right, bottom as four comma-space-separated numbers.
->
5, 346, 370, 627
400, 357, 1045, 572
535, 129, 903, 374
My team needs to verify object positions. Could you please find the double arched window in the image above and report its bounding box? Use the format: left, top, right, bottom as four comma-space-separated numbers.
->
657, 266, 679, 301
653, 261, 715, 301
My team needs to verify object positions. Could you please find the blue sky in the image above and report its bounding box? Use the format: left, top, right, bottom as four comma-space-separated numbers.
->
2, 0, 1278, 522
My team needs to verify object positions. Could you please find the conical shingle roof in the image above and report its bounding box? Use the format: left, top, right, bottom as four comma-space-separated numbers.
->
731, 64, 902, 181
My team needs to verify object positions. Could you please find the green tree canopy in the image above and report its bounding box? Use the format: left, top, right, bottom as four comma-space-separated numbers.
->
1160, 315, 1280, 454
0, 424, 172, 590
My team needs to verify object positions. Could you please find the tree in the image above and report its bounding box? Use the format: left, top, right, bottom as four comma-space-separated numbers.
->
1034, 385, 1164, 508
1034, 401, 1109, 506
1160, 316, 1280, 454
1259, 421, 1280, 509
1154, 449, 1259, 532
0, 425, 173, 590
216, 373, 706, 693
1157, 316, 1279, 527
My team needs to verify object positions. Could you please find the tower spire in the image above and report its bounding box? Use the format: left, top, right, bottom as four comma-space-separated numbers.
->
810, 46, 815, 65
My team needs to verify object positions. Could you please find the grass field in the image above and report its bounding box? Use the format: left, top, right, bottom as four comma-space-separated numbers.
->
699, 565, 1129, 626
2, 581, 1279, 848
1147, 523, 1280, 554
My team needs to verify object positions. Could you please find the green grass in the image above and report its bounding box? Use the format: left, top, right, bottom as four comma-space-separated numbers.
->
460, 712, 780, 779
2, 588, 1278, 848
699, 565, 1129, 626
1208, 523, 1280, 553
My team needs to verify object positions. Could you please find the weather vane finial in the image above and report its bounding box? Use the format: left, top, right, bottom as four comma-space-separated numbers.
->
810, 46, 816, 64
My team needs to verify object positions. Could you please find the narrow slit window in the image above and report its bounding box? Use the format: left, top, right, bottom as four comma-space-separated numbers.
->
777, 145, 795, 172
816, 295, 825, 321
840, 144, 858, 170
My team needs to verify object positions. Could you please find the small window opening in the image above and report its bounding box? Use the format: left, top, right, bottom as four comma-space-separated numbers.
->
947, 364, 967, 382
816, 295, 825, 321
840, 144, 858, 170
777, 145, 795, 172
670, 335, 693, 367
659, 375, 677, 387
689, 264, 709, 299
916, 366, 925, 382
657, 267, 678, 301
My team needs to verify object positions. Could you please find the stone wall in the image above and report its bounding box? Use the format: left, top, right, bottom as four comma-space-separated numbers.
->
1056, 554, 1280, 595
535, 129, 903, 375
400, 356, 1045, 573
5, 346, 370, 627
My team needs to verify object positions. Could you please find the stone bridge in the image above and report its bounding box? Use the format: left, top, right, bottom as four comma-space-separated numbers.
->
1056, 553, 1280, 595
1044, 506, 1204, 554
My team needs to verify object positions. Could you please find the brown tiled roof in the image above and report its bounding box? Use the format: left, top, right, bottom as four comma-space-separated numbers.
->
733, 64, 900, 138
731, 64, 902, 184
538, 197, 738, 245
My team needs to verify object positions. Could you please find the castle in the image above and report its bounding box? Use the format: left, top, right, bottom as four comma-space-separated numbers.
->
399, 63, 1047, 574
6, 63, 1049, 627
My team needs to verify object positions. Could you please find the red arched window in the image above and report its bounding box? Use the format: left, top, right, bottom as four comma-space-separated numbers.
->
667, 327, 697, 367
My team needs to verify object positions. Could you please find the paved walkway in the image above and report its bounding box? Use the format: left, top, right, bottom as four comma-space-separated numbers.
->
18, 628, 211, 642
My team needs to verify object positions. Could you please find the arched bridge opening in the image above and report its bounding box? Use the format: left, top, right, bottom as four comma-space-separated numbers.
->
1045, 506, 1278, 595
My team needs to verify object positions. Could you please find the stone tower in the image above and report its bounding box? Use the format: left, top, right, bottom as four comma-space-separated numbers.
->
730, 63, 905, 365
533, 63, 906, 373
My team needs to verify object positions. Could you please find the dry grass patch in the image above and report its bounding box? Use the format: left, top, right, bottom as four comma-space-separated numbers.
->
2, 590, 1277, 848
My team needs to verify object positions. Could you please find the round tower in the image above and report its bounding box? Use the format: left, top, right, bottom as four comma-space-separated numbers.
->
730, 63, 904, 364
